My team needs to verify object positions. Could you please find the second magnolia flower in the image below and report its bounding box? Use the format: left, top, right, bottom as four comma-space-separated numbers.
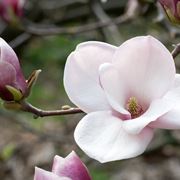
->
64, 35, 180, 163
34, 151, 91, 180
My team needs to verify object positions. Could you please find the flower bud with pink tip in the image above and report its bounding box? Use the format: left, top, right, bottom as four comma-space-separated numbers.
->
159, 0, 180, 24
0, 37, 27, 101
0, 0, 25, 22
34, 151, 91, 180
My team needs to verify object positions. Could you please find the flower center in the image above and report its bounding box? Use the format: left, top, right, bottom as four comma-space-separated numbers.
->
126, 97, 143, 118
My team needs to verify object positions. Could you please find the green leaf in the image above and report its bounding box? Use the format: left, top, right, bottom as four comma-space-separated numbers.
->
6, 85, 23, 101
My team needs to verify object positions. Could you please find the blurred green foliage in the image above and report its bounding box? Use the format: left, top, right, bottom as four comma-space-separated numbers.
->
22, 36, 83, 74
91, 169, 110, 180
20, 35, 85, 104
1, 143, 15, 161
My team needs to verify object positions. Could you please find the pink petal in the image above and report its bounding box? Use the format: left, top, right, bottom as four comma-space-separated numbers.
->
64, 41, 116, 113
112, 36, 175, 107
122, 98, 174, 134
0, 37, 21, 73
34, 167, 70, 180
0, 61, 16, 87
0, 0, 25, 21
74, 111, 154, 163
0, 61, 16, 100
99, 63, 130, 116
52, 151, 91, 180
159, 0, 176, 14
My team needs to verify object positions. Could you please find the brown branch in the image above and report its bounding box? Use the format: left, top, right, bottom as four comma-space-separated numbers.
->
172, 43, 180, 59
21, 14, 130, 36
89, 0, 122, 44
20, 0, 141, 37
20, 101, 84, 118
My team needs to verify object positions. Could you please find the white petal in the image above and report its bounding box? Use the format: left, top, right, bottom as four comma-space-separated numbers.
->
122, 98, 174, 134
0, 37, 21, 71
74, 111, 154, 163
174, 74, 180, 88
149, 108, 180, 129
64, 41, 116, 113
149, 86, 180, 129
163, 86, 180, 104
99, 63, 130, 115
34, 167, 70, 180
112, 36, 175, 106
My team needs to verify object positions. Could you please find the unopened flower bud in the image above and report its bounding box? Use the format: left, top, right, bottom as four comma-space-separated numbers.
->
159, 0, 180, 24
0, 0, 25, 23
0, 38, 27, 101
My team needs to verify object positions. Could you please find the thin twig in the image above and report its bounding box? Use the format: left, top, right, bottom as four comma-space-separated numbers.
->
0, 21, 7, 34
21, 15, 130, 36
90, 0, 122, 44
172, 43, 180, 59
20, 101, 84, 118
41, 0, 87, 10
9, 33, 31, 48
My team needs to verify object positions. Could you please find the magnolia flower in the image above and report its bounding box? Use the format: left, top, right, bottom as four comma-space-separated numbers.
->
64, 35, 180, 163
34, 151, 91, 180
0, 0, 25, 22
0, 38, 27, 101
159, 0, 180, 24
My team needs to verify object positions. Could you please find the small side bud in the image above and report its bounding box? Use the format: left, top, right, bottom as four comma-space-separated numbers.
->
26, 69, 42, 97
61, 105, 71, 110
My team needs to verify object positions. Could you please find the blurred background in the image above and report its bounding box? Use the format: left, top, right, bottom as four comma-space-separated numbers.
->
0, 0, 180, 179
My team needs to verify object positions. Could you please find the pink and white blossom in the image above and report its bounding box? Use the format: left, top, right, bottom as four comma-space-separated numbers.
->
64, 35, 180, 163
34, 151, 91, 180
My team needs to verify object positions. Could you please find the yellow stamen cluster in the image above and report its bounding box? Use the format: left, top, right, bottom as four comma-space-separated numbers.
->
126, 97, 142, 118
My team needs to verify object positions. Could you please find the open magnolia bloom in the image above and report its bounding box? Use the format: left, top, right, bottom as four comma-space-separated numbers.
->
64, 35, 180, 163
34, 151, 91, 180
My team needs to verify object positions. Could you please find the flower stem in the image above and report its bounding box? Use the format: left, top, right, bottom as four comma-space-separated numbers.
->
172, 43, 180, 59
20, 101, 84, 118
